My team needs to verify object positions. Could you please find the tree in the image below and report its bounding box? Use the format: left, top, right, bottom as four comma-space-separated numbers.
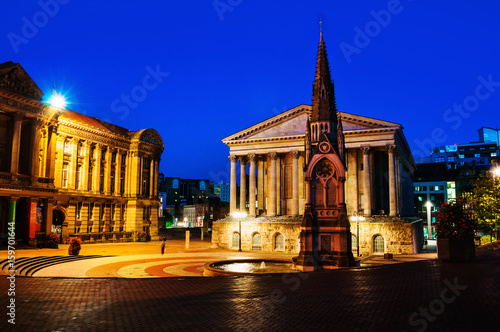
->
470, 173, 500, 240
164, 211, 174, 228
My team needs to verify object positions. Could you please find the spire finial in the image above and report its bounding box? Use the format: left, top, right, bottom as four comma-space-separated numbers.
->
319, 18, 323, 33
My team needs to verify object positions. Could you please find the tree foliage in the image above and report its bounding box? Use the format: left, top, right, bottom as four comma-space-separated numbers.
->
470, 173, 500, 233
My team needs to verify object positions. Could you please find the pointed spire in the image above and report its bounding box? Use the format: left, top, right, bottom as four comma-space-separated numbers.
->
312, 24, 337, 124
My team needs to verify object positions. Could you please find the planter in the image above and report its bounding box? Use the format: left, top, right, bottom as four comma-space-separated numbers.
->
47, 243, 59, 249
437, 239, 475, 262
140, 238, 147, 242
68, 248, 80, 256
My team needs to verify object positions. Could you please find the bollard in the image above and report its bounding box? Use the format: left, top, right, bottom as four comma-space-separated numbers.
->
201, 229, 204, 241
185, 230, 190, 248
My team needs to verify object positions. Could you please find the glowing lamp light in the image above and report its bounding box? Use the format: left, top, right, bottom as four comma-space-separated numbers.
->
232, 212, 247, 218
493, 166, 500, 178
47, 92, 67, 109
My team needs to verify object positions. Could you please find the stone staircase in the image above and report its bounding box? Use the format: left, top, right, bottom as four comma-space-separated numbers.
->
0, 255, 112, 277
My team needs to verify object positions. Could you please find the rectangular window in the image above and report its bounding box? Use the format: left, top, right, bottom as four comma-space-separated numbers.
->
63, 140, 70, 154
75, 165, 81, 189
89, 203, 94, 220
111, 151, 116, 163
100, 204, 105, 221
110, 170, 115, 194
121, 205, 125, 220
62, 163, 68, 188
475, 153, 480, 158
76, 202, 82, 219
423, 186, 427, 191
111, 204, 115, 220
88, 167, 93, 191
100, 168, 104, 192
121, 154, 126, 165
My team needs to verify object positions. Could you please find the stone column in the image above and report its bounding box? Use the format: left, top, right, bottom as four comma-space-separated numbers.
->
257, 157, 264, 212
94, 144, 102, 193
44, 199, 54, 236
347, 149, 358, 214
68, 138, 79, 189
115, 149, 122, 196
155, 158, 160, 196
80, 142, 90, 191
130, 151, 140, 196
387, 144, 397, 217
268, 152, 277, 216
39, 127, 48, 178
149, 158, 155, 197
104, 147, 112, 195
10, 112, 23, 178
229, 155, 237, 214
239, 156, 247, 212
30, 118, 43, 185
291, 151, 300, 216
248, 154, 256, 216
361, 146, 372, 217
47, 125, 58, 182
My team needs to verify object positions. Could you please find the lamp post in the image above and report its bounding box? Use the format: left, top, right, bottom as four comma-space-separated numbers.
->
425, 201, 433, 240
232, 211, 247, 251
350, 212, 365, 257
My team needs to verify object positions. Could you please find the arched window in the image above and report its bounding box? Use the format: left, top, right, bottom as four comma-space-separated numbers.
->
373, 235, 385, 253
252, 233, 262, 251
173, 179, 179, 189
200, 181, 205, 191
274, 233, 284, 251
232, 232, 240, 249
351, 235, 358, 256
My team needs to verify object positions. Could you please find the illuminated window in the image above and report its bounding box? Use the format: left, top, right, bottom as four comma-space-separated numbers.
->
63, 140, 70, 154
252, 233, 262, 250
99, 204, 105, 221
75, 165, 81, 189
173, 179, 179, 189
351, 235, 358, 255
200, 181, 206, 190
232, 232, 240, 248
274, 233, 284, 251
76, 202, 82, 220
373, 235, 384, 253
62, 163, 68, 188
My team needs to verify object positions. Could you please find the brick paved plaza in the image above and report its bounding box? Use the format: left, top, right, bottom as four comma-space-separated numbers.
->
1, 242, 499, 331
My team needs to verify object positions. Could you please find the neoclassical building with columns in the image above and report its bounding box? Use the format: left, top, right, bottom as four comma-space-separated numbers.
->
0, 61, 163, 246
211, 35, 423, 256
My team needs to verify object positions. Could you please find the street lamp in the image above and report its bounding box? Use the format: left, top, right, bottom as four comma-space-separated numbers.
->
350, 212, 365, 257
232, 211, 247, 251
425, 201, 433, 240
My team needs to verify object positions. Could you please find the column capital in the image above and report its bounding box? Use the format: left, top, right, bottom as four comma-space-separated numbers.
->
229, 155, 238, 163
238, 156, 247, 165
248, 153, 257, 163
290, 150, 300, 159
361, 146, 371, 154
268, 152, 278, 160
12, 112, 23, 121
386, 144, 396, 153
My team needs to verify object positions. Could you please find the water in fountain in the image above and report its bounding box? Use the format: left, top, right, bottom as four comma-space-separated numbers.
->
260, 261, 266, 269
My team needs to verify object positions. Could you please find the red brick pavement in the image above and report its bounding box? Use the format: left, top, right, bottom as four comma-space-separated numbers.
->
1, 250, 499, 331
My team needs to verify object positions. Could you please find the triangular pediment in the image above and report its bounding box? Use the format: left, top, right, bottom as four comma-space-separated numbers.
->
0, 62, 43, 100
222, 105, 402, 144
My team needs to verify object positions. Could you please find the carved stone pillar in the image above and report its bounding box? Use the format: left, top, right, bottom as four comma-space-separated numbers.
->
229, 155, 237, 214
30, 118, 43, 185
387, 144, 397, 217
80, 142, 90, 191
115, 149, 122, 196
257, 156, 264, 213
291, 151, 300, 216
104, 147, 112, 195
149, 157, 155, 197
239, 156, 247, 212
10, 112, 23, 178
268, 152, 277, 216
248, 154, 256, 216
47, 125, 58, 182
361, 146, 371, 216
68, 137, 79, 189
94, 144, 103, 193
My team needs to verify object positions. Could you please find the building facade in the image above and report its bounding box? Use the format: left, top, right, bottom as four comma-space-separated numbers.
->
212, 34, 421, 256
0, 62, 164, 246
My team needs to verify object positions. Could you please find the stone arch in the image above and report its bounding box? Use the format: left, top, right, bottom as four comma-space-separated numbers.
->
273, 232, 284, 251
372, 234, 385, 254
231, 231, 240, 249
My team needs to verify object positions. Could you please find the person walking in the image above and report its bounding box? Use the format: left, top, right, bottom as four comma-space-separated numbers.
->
160, 237, 166, 255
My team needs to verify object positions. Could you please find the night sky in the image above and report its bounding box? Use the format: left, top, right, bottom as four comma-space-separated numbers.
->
2, 0, 500, 183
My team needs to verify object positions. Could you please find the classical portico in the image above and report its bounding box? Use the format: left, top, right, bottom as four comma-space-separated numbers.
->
223, 106, 415, 220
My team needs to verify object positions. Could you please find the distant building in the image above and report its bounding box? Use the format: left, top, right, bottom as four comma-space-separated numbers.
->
213, 181, 230, 202
478, 127, 500, 146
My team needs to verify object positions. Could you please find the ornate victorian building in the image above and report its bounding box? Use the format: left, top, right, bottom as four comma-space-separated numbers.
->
212, 34, 422, 257
0, 62, 164, 246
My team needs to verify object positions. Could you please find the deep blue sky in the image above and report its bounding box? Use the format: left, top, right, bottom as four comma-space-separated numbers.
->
2, 0, 500, 183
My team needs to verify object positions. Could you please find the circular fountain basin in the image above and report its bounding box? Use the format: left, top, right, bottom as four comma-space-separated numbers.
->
204, 259, 299, 277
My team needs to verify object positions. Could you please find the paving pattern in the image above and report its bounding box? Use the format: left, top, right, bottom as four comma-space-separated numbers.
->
1, 242, 499, 331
